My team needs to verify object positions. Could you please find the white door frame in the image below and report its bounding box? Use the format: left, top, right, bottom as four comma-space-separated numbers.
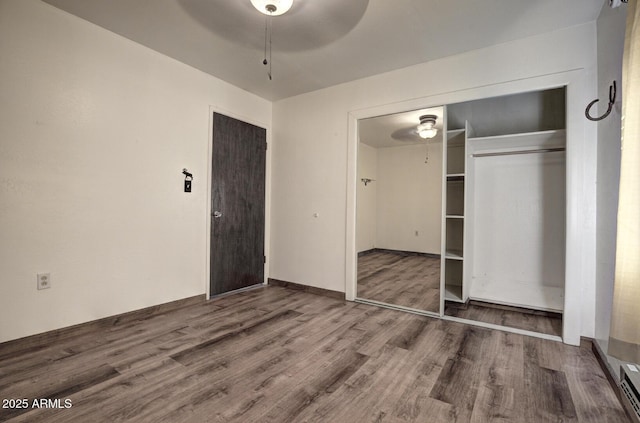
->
345, 69, 592, 346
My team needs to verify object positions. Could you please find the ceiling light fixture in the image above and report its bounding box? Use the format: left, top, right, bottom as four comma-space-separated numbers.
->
251, 0, 293, 16
251, 0, 293, 80
417, 114, 438, 139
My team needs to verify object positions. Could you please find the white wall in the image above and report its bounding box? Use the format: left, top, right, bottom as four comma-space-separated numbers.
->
376, 143, 442, 254
356, 143, 377, 252
0, 0, 271, 343
270, 23, 597, 336
594, 3, 627, 367
471, 151, 566, 311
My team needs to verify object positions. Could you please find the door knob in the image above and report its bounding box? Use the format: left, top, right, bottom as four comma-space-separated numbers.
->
213, 211, 223, 218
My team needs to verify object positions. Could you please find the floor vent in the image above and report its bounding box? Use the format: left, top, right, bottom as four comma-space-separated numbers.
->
620, 365, 640, 423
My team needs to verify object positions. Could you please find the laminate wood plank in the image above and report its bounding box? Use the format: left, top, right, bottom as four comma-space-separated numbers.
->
180, 303, 268, 332
196, 345, 358, 422
387, 319, 431, 351
383, 320, 466, 421
108, 305, 280, 373
445, 301, 562, 337
523, 335, 568, 372
429, 326, 494, 422
292, 344, 411, 423
523, 361, 578, 422
163, 320, 371, 422
260, 349, 369, 423
11, 357, 191, 423
358, 251, 440, 313
115, 296, 359, 422
3, 296, 300, 422
469, 331, 524, 423
563, 365, 629, 422
0, 286, 629, 423
0, 295, 207, 358
469, 385, 516, 423
175, 295, 349, 370
0, 297, 246, 380
170, 309, 302, 365
353, 306, 418, 357
6, 322, 236, 421
112, 289, 315, 371
1, 302, 233, 387
211, 304, 380, 422
207, 285, 296, 313
339, 359, 453, 423
0, 364, 119, 422
0, 351, 119, 399
106, 337, 290, 421
302, 341, 457, 423
268, 279, 345, 300
358, 251, 409, 278
405, 318, 466, 363
482, 331, 524, 387
280, 305, 366, 353
109, 348, 297, 423
390, 356, 452, 422
562, 345, 629, 423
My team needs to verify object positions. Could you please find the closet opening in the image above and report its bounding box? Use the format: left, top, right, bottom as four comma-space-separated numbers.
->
346, 72, 586, 345
442, 87, 567, 338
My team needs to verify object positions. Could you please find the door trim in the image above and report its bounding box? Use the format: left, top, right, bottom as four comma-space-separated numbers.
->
206, 106, 271, 300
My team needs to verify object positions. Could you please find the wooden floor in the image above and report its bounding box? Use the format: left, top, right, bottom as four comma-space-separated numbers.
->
358, 250, 440, 313
358, 250, 562, 337
445, 301, 564, 337
0, 287, 628, 423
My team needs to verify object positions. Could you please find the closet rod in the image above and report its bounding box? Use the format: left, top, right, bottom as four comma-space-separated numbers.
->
472, 147, 565, 158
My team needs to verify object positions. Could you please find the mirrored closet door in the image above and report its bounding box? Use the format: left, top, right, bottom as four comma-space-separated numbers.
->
356, 106, 444, 314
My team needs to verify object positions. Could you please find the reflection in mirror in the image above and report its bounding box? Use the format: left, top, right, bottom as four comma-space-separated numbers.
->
356, 106, 443, 314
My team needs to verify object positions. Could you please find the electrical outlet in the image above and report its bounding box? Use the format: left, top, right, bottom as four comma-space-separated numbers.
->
37, 273, 51, 290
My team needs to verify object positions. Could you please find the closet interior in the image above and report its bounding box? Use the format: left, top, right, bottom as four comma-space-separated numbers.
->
441, 87, 566, 336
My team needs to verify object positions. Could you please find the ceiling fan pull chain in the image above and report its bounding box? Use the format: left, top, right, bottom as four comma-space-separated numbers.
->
255, 1, 287, 81
263, 14, 268, 67
268, 14, 273, 80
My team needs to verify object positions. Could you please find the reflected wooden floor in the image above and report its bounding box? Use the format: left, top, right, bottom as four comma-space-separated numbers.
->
0, 286, 628, 422
357, 250, 440, 313
445, 301, 563, 337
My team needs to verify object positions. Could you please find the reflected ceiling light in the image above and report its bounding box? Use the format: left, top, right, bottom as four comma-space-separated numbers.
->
417, 114, 438, 139
251, 0, 293, 80
251, 0, 293, 16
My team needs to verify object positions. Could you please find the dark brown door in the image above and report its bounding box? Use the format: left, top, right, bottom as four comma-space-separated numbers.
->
210, 113, 266, 296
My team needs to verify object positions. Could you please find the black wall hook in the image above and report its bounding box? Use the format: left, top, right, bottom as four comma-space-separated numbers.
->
585, 81, 616, 121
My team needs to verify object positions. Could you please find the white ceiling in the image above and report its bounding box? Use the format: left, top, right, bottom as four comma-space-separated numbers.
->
359, 107, 444, 149
42, 0, 604, 101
